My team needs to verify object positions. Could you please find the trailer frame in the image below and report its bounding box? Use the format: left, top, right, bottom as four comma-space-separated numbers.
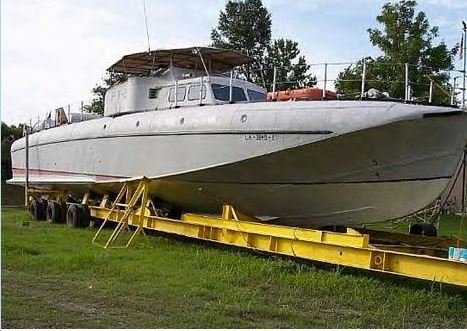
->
26, 177, 467, 287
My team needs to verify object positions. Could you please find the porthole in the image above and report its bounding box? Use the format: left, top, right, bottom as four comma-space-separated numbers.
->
241, 114, 248, 123
103, 124, 107, 129
180, 117, 185, 125
136, 121, 140, 127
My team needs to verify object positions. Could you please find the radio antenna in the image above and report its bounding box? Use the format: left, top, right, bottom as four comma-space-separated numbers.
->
142, 0, 151, 52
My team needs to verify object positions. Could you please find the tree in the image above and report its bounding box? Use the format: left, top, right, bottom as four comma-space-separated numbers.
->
335, 57, 401, 97
211, 0, 271, 83
84, 72, 127, 115
211, 0, 315, 89
264, 38, 317, 90
336, 0, 457, 104
1, 122, 24, 181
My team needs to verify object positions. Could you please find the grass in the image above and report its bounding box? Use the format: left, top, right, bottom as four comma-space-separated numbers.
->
2, 207, 467, 328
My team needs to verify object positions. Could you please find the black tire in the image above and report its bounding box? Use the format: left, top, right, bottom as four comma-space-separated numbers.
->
46, 201, 63, 223
60, 203, 68, 223
409, 223, 437, 237
30, 199, 46, 221
78, 204, 91, 228
40, 200, 48, 218
66, 204, 81, 228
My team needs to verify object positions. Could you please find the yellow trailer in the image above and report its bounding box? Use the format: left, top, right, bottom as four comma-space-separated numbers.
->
28, 177, 467, 287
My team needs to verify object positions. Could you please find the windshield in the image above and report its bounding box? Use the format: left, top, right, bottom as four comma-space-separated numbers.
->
247, 89, 267, 102
211, 84, 247, 102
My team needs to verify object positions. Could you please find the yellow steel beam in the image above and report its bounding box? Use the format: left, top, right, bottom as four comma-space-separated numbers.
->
89, 206, 467, 287
93, 179, 151, 249
28, 188, 67, 203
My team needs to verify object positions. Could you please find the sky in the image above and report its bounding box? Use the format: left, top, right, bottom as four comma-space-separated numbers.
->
1, 0, 466, 125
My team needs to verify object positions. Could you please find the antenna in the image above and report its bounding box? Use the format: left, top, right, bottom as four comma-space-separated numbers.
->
142, 0, 151, 52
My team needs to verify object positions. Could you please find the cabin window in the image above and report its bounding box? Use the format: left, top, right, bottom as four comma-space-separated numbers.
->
188, 84, 207, 101
148, 88, 160, 99
168, 86, 187, 102
211, 84, 247, 102
247, 89, 267, 102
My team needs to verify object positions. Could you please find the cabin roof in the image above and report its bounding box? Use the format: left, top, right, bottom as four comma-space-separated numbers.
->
107, 46, 253, 75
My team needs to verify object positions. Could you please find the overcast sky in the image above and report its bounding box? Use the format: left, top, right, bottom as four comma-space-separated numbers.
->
1, 0, 466, 125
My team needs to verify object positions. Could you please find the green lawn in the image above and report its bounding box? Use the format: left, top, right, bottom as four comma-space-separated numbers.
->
2, 208, 467, 328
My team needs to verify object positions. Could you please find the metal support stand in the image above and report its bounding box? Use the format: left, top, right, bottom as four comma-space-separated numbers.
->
322, 63, 328, 99
404, 63, 409, 102
272, 66, 277, 100
229, 70, 233, 103
360, 59, 367, 100
92, 178, 150, 248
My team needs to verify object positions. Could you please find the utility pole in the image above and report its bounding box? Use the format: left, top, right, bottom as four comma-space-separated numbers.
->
462, 21, 466, 108
24, 124, 29, 208
462, 145, 466, 214
461, 21, 466, 214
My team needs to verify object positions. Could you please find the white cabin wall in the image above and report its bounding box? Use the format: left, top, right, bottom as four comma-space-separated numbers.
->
103, 67, 267, 117
126, 77, 160, 113
104, 68, 209, 117
104, 76, 162, 116
104, 81, 128, 116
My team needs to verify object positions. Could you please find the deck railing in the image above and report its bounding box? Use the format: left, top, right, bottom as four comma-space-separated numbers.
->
249, 60, 466, 107
26, 101, 92, 134
24, 59, 466, 135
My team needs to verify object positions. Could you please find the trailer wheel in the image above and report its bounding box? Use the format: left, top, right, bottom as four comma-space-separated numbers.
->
409, 223, 437, 237
60, 203, 68, 223
66, 204, 81, 228
40, 200, 48, 219
30, 199, 46, 221
78, 204, 91, 227
46, 201, 63, 223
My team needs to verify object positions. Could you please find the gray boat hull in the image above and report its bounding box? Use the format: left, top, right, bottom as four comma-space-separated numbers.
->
9, 101, 467, 226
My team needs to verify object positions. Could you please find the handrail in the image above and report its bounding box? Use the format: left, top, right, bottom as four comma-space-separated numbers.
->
24, 58, 466, 135
252, 60, 462, 106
